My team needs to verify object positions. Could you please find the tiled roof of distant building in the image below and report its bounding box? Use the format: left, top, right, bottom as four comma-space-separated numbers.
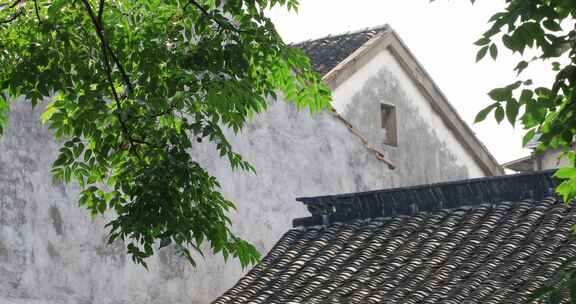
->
292, 25, 390, 76
215, 170, 576, 304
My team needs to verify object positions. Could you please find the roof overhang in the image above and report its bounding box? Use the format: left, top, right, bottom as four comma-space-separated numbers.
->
503, 155, 536, 172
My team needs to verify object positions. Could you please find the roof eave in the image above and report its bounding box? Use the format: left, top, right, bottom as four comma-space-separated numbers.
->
503, 155, 536, 172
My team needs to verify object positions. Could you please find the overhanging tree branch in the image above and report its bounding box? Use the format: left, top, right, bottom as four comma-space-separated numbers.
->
80, 0, 140, 157
93, 0, 133, 97
81, 0, 133, 95
0, 0, 22, 10
33, 0, 41, 23
186, 0, 248, 34
97, 0, 104, 21
0, 0, 326, 269
0, 8, 23, 24
0, 0, 25, 24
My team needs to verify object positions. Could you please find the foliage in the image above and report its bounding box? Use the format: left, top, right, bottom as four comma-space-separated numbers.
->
0, 0, 331, 267
471, 0, 576, 302
472, 1, 576, 196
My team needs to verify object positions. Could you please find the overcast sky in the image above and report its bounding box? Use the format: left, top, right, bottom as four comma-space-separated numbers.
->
267, 0, 558, 164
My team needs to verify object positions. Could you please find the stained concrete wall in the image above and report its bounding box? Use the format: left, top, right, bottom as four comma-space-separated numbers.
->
331, 47, 486, 185
1, 48, 489, 303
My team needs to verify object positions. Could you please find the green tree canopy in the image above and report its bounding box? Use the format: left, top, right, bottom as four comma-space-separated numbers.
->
474, 1, 576, 198
0, 0, 331, 267
473, 0, 576, 301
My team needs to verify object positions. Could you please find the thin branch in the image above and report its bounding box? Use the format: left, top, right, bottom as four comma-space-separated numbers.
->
150, 105, 177, 118
186, 0, 247, 34
80, 0, 140, 159
97, 0, 104, 22
0, 0, 22, 10
0, 8, 23, 24
33, 0, 41, 24
80, 0, 117, 99
106, 43, 133, 94
81, 0, 133, 96
0, 0, 24, 24
95, 0, 132, 96
131, 137, 160, 148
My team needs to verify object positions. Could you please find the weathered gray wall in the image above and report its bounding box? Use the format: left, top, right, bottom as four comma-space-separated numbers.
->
0, 48, 489, 303
332, 46, 486, 183
343, 67, 470, 186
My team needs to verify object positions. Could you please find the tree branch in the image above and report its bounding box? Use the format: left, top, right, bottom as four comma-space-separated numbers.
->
33, 0, 41, 24
0, 0, 22, 10
0, 8, 23, 24
150, 105, 177, 118
186, 0, 247, 34
95, 0, 132, 96
105, 43, 133, 94
81, 0, 133, 96
97, 0, 104, 22
80, 0, 140, 159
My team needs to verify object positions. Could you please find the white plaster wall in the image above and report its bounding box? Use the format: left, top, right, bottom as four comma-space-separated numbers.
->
0, 100, 391, 304
332, 47, 486, 179
0, 47, 491, 303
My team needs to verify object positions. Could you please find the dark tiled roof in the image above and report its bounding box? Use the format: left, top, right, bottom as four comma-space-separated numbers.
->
292, 25, 390, 76
214, 171, 576, 303
295, 170, 558, 227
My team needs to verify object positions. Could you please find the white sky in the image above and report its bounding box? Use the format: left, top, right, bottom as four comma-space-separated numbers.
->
268, 0, 558, 164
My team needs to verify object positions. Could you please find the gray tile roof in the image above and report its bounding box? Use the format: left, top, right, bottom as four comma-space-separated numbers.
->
215, 171, 576, 303
292, 25, 390, 76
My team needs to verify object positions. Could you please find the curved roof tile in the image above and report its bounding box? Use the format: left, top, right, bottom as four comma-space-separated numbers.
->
215, 171, 576, 303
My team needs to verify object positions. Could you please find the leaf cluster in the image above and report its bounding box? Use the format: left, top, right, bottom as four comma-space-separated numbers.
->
470, 1, 576, 302
473, 1, 576, 200
0, 0, 331, 267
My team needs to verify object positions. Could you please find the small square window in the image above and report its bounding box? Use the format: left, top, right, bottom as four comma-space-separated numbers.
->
381, 103, 397, 146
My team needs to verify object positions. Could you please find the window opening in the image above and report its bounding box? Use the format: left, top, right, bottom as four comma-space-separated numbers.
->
381, 103, 397, 146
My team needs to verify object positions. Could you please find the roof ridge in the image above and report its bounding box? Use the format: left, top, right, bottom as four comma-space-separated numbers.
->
293, 170, 559, 227
288, 23, 391, 46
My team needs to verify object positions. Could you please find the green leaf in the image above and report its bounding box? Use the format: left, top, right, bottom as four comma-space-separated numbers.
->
569, 271, 576, 303
494, 106, 505, 123
527, 286, 555, 303
556, 178, 576, 202
505, 100, 519, 126
514, 61, 529, 75
475, 104, 496, 123
535, 87, 552, 98
549, 289, 562, 304
0, 95, 9, 135
522, 129, 536, 147
519, 89, 533, 104
476, 45, 489, 62
474, 37, 490, 46
543, 19, 562, 32
555, 167, 576, 180
489, 44, 498, 60
41, 105, 57, 124
488, 87, 513, 101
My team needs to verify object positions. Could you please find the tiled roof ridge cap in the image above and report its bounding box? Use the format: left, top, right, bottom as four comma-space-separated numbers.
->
297, 170, 557, 202
293, 170, 559, 227
288, 23, 391, 47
